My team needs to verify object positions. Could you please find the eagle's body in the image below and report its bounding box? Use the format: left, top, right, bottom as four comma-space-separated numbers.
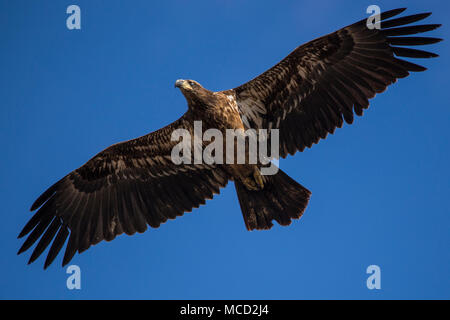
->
175, 80, 261, 189
18, 8, 442, 268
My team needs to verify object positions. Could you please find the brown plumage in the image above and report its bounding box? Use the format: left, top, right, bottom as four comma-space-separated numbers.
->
18, 8, 441, 268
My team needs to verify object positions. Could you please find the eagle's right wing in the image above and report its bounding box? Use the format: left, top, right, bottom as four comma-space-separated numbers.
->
18, 112, 231, 268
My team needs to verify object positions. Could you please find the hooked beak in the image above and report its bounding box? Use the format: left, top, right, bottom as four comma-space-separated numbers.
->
175, 79, 186, 89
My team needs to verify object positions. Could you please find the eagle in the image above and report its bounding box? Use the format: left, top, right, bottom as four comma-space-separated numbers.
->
18, 8, 441, 268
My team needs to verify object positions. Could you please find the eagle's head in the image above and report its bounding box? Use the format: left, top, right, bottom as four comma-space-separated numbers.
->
175, 79, 214, 108
174, 79, 201, 91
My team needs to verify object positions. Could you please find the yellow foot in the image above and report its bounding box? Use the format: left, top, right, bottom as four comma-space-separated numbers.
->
253, 168, 264, 189
242, 168, 264, 191
242, 176, 259, 191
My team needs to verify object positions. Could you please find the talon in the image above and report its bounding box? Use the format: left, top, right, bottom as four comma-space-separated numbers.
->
253, 168, 264, 189
243, 177, 259, 191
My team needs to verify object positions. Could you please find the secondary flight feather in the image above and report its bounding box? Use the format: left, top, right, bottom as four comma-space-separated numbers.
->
18, 8, 442, 268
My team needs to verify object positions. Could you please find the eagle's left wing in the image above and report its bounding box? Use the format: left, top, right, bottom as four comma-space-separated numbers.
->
227, 8, 441, 157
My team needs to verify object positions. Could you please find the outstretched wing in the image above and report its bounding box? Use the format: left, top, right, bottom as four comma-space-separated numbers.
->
229, 8, 442, 157
18, 112, 231, 268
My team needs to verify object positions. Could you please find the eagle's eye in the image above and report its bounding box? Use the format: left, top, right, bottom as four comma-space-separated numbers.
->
189, 81, 196, 87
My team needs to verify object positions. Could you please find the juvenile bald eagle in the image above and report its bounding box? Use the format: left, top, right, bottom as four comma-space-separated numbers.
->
18, 8, 441, 268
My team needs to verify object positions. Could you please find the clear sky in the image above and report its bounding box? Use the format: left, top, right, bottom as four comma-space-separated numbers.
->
1, 0, 449, 299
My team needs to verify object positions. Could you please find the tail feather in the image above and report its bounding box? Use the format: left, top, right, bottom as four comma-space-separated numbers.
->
235, 169, 311, 230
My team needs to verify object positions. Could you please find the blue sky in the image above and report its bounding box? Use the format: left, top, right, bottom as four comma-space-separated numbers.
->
1, 0, 449, 299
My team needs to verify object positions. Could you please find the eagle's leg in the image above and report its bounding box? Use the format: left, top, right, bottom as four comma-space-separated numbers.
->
226, 164, 264, 191
240, 166, 264, 191
253, 167, 264, 189
241, 176, 258, 191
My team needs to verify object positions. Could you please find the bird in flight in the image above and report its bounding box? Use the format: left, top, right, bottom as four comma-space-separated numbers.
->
18, 8, 441, 268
